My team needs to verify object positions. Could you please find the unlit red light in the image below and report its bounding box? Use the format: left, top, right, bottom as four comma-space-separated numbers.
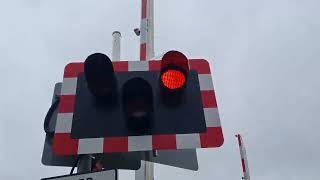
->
161, 70, 186, 90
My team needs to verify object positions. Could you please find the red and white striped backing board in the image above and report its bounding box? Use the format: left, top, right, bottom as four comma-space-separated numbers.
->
53, 59, 224, 155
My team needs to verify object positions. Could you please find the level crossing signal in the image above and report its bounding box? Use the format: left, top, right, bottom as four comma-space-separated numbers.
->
52, 50, 223, 155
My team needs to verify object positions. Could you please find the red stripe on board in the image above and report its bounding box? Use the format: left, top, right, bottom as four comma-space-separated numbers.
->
112, 61, 128, 72
200, 127, 224, 148
103, 137, 128, 153
140, 43, 147, 61
64, 63, 84, 78
201, 90, 217, 108
141, 0, 147, 18
189, 59, 211, 74
149, 60, 161, 71
241, 159, 246, 173
53, 133, 79, 155
152, 134, 177, 150
58, 95, 76, 113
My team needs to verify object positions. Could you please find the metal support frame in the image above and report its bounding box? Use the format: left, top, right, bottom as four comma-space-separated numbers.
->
135, 161, 154, 180
77, 155, 92, 174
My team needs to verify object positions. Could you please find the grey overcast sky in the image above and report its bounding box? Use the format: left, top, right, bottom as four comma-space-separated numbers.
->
0, 0, 320, 179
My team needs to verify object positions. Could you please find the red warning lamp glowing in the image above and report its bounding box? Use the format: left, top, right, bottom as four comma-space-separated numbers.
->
160, 51, 189, 91
161, 70, 186, 90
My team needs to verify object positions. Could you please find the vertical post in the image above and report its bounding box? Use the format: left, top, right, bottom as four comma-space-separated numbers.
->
140, 0, 147, 61
136, 0, 155, 180
135, 161, 154, 180
112, 31, 121, 61
140, 0, 154, 61
236, 134, 251, 180
147, 0, 155, 60
77, 155, 92, 174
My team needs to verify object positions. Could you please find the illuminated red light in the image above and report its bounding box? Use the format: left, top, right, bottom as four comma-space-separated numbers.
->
161, 69, 186, 90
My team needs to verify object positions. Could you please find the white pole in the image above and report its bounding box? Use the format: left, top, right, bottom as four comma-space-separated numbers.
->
112, 31, 121, 61
147, 0, 155, 60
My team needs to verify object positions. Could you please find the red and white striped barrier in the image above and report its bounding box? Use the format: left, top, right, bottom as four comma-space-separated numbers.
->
140, 0, 148, 61
236, 134, 251, 180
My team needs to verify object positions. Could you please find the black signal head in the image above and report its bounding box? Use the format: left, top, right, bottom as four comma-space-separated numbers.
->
84, 53, 117, 98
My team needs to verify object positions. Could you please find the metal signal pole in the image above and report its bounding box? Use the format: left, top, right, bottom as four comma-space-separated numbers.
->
136, 0, 155, 180
77, 155, 92, 173
139, 0, 155, 61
